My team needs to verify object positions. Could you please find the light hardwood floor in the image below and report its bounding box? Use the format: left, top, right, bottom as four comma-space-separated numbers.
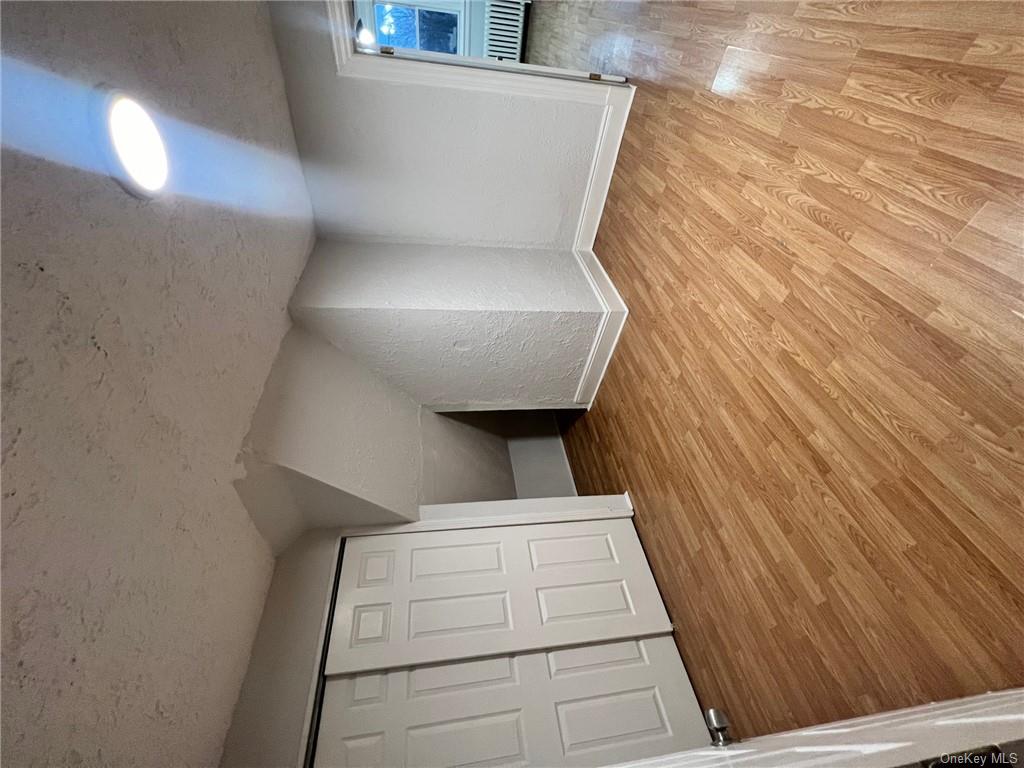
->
529, 0, 1024, 739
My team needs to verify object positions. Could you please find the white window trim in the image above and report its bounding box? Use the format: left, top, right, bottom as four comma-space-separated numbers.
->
354, 0, 468, 55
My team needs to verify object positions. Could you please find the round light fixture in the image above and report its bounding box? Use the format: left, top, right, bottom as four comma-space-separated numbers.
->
106, 94, 168, 197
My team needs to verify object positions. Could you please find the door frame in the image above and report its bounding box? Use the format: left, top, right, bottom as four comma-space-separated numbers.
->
337, 493, 634, 538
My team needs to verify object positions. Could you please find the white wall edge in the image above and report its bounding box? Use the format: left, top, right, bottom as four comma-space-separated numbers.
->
574, 249, 629, 408
336, 493, 634, 537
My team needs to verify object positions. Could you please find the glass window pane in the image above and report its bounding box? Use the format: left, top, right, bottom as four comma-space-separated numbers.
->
417, 9, 458, 54
374, 4, 417, 49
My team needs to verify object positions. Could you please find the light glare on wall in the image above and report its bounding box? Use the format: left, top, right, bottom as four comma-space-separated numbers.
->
107, 94, 168, 196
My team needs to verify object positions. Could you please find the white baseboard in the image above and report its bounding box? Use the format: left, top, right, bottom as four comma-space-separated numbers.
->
574, 249, 629, 408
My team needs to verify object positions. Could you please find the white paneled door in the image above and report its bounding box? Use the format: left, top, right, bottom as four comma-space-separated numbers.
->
315, 636, 709, 768
325, 519, 672, 675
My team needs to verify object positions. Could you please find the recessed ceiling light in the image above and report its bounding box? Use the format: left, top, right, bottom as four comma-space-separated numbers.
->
106, 94, 168, 197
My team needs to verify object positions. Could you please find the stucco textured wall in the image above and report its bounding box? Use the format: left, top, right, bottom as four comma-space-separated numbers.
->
295, 306, 601, 408
291, 241, 604, 409
1, 3, 314, 766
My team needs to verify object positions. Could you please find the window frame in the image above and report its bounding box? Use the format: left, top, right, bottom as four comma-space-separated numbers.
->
356, 0, 467, 55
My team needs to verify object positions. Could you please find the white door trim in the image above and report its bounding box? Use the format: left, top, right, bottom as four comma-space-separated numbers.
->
337, 493, 634, 538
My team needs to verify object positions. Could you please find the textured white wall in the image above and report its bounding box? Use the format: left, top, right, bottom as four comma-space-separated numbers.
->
269, 1, 606, 248
291, 241, 605, 408
0, 3, 314, 766
292, 240, 604, 312
295, 307, 601, 409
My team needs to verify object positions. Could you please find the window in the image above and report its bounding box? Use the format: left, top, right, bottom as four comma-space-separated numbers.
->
373, 3, 459, 55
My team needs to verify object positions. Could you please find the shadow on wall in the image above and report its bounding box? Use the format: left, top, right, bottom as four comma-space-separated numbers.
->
232, 327, 526, 555
433, 410, 579, 500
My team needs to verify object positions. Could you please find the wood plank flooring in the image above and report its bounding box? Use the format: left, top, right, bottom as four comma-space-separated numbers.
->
528, 0, 1024, 738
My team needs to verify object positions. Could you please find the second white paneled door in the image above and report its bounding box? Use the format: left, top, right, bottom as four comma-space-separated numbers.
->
316, 636, 709, 768
325, 519, 672, 675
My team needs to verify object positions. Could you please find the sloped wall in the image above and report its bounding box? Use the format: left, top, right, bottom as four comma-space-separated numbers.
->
237, 326, 518, 553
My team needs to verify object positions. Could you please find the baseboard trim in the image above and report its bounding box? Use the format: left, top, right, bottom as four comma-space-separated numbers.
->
574, 249, 628, 408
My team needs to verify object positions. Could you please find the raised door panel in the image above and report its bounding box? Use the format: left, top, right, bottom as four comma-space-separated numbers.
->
541, 637, 710, 766
316, 655, 557, 768
326, 519, 670, 675
314, 636, 708, 768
